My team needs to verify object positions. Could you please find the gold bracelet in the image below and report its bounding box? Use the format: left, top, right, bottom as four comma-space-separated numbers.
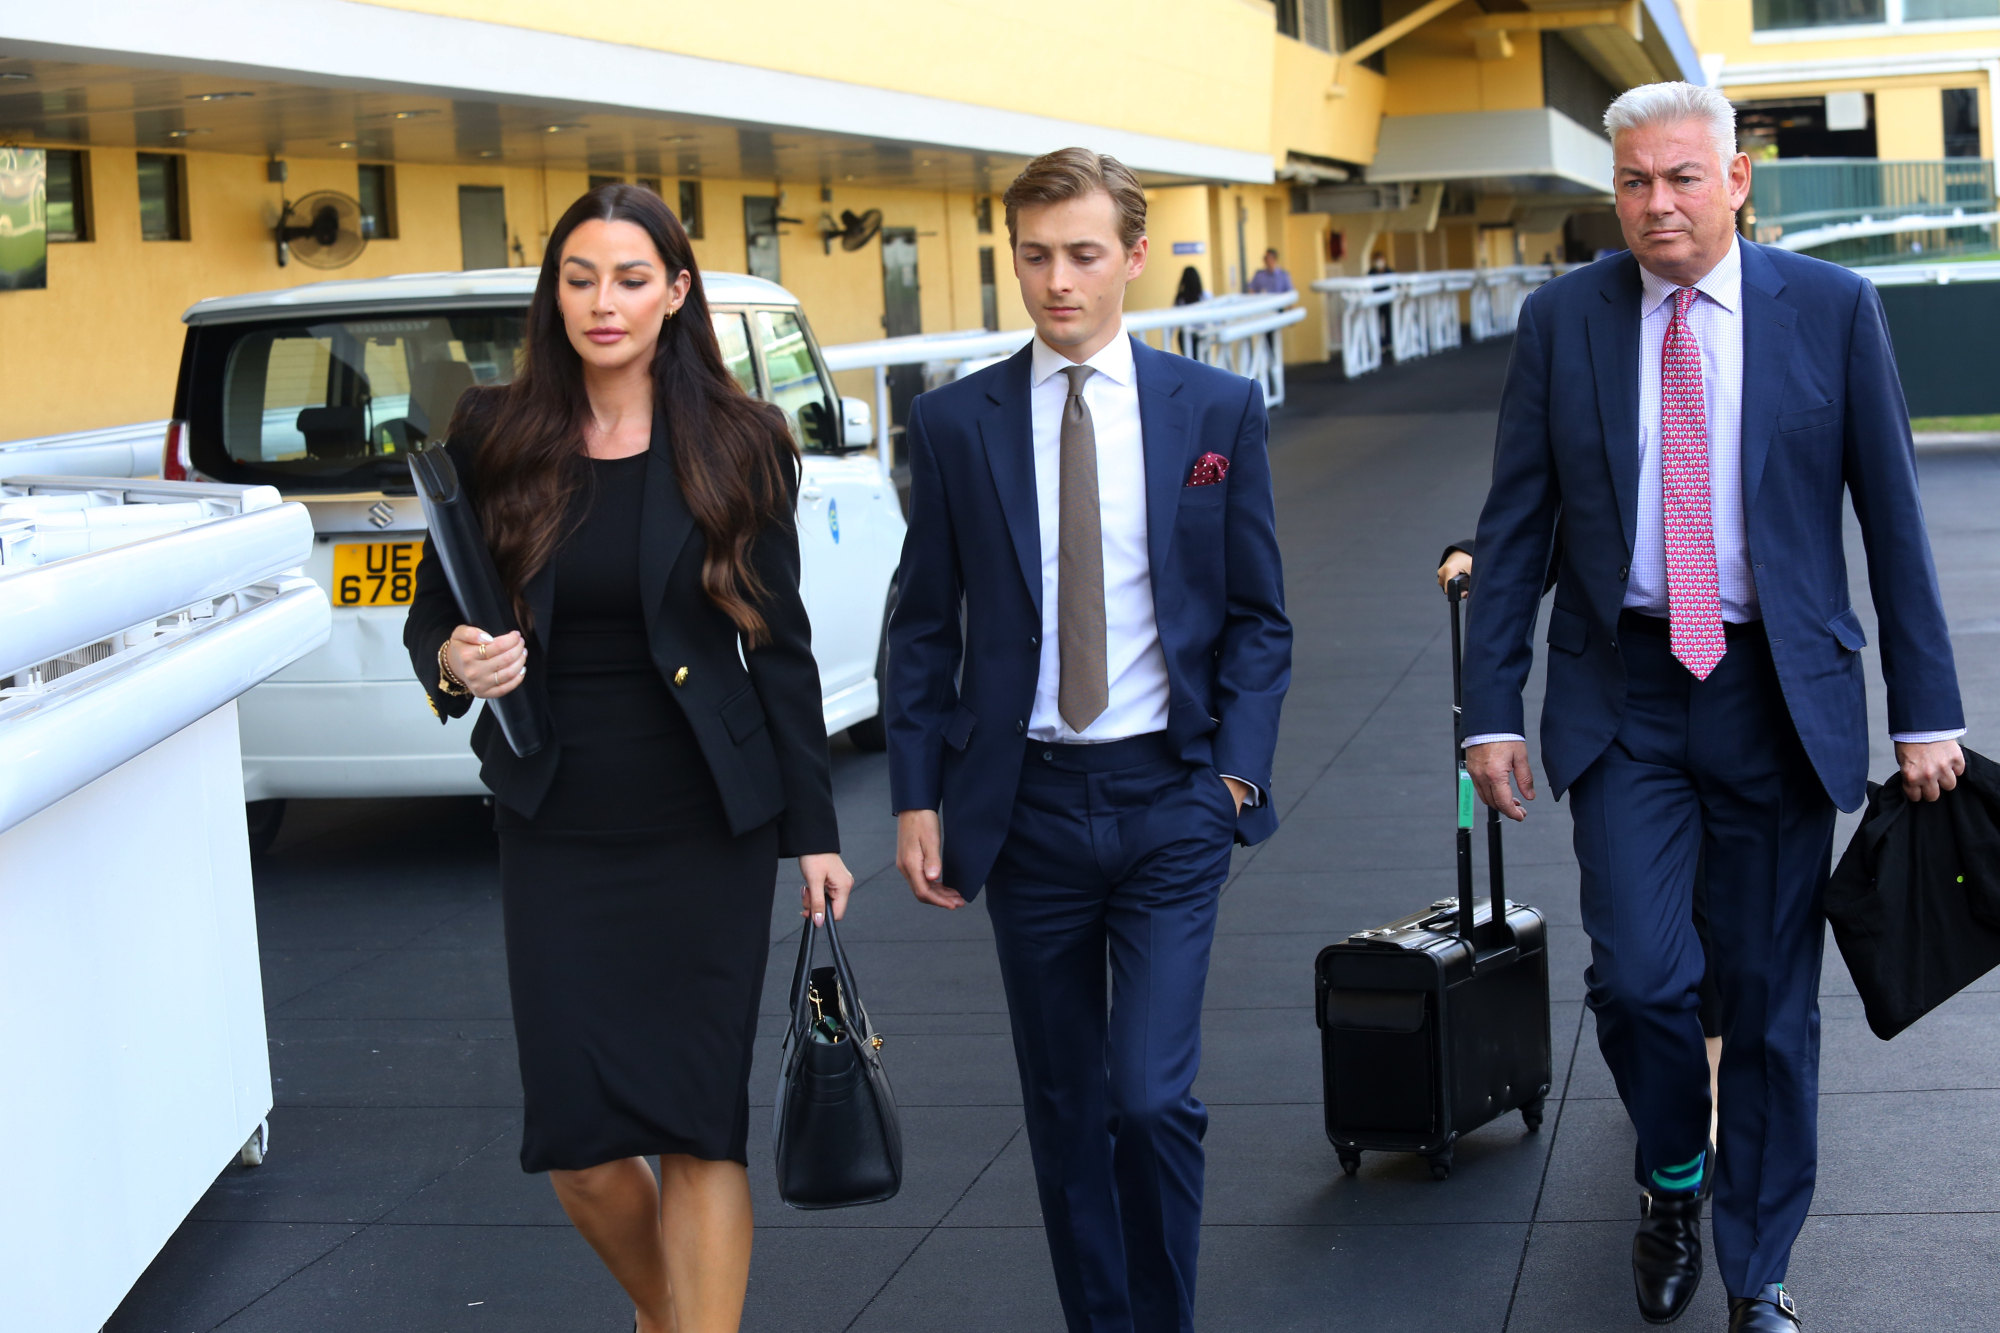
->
437, 639, 472, 697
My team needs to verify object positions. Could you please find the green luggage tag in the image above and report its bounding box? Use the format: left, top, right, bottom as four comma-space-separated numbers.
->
1457, 768, 1475, 830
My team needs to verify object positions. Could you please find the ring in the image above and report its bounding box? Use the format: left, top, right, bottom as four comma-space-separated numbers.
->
477, 643, 488, 659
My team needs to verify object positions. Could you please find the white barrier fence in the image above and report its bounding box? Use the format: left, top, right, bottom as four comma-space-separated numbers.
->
1313, 266, 1574, 377
0, 418, 169, 480
823, 292, 1305, 482
0, 477, 330, 1333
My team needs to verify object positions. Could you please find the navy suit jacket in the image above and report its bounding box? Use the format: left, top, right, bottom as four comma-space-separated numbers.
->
886, 337, 1292, 898
1462, 242, 1963, 813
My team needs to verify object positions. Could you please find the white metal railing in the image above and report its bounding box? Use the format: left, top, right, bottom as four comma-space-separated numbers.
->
0, 419, 168, 480
823, 292, 1303, 481
0, 475, 329, 1333
1314, 266, 1574, 378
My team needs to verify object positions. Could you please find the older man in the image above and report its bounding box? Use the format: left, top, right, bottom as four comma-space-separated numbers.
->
1461, 83, 1964, 1332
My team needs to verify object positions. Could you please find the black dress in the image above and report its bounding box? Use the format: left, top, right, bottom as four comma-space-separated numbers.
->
496, 450, 778, 1173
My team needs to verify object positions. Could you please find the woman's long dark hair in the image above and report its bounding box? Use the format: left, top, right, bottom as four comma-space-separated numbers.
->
455, 183, 796, 644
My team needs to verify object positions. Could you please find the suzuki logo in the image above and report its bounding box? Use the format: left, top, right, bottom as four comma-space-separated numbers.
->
367, 502, 395, 529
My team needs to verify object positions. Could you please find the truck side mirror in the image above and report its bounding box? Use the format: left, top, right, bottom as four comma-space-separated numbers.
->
841, 397, 874, 451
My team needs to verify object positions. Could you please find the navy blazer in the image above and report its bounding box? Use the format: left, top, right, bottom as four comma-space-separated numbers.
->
886, 337, 1291, 897
1462, 242, 1963, 813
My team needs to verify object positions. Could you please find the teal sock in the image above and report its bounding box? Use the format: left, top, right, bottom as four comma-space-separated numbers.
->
1649, 1149, 1706, 1196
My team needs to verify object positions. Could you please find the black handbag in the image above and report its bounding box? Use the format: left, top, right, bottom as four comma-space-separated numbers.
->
772, 912, 903, 1209
405, 444, 548, 757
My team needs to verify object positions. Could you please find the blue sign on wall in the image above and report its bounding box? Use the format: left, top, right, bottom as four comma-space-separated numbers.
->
1171, 241, 1206, 256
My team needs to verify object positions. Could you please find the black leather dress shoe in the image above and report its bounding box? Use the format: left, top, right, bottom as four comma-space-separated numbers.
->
1728, 1284, 1801, 1331
1632, 1191, 1703, 1324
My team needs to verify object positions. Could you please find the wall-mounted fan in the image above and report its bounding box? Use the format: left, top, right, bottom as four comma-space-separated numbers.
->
276, 191, 367, 269
818, 208, 884, 255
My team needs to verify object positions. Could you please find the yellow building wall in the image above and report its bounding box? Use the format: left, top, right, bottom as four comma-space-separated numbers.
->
0, 146, 566, 440
0, 146, 1045, 440
1875, 86, 1950, 160
1271, 36, 1389, 163
355, 0, 1281, 156
1728, 72, 1994, 161
1381, 0, 1549, 117
1698, 0, 2000, 65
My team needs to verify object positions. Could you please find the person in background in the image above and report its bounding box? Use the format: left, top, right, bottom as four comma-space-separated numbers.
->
404, 183, 852, 1333
1247, 247, 1293, 295
1367, 252, 1392, 276
1458, 82, 1963, 1333
886, 148, 1290, 1332
1172, 264, 1207, 360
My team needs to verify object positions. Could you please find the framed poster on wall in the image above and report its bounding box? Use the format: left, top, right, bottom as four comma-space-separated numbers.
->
0, 148, 48, 291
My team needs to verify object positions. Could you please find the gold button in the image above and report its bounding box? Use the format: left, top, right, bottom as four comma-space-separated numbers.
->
673, 666, 689, 686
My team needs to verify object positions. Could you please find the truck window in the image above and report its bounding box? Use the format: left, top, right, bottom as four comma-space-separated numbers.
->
712, 311, 758, 397
753, 308, 840, 453
193, 312, 526, 488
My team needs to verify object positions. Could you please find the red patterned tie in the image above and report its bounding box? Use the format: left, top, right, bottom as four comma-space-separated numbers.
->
1662, 286, 1725, 680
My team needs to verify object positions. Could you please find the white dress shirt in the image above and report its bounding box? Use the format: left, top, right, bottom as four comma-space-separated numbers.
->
1026, 325, 1172, 743
1466, 237, 1961, 748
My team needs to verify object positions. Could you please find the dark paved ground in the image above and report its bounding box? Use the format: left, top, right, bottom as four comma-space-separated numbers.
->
110, 343, 2000, 1332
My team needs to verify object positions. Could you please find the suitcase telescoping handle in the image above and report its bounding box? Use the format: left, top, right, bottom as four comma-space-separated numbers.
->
1446, 574, 1508, 950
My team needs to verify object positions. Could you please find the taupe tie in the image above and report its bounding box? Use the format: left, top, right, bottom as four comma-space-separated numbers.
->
1057, 364, 1107, 733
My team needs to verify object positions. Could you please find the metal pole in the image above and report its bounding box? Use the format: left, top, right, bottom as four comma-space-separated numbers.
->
874, 365, 891, 486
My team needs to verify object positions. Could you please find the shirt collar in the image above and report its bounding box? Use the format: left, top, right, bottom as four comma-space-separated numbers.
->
1638, 234, 1742, 318
1031, 319, 1134, 389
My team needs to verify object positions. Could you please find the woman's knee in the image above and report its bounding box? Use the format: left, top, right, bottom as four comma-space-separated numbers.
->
549, 1157, 640, 1203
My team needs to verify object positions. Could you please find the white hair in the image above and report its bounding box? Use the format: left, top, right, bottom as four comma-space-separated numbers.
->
1603, 81, 1738, 168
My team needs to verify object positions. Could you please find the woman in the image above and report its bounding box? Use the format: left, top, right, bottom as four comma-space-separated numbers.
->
1172, 263, 1207, 359
404, 183, 853, 1333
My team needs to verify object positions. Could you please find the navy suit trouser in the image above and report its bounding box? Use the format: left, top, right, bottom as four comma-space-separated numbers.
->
983, 735, 1236, 1333
1568, 618, 1836, 1299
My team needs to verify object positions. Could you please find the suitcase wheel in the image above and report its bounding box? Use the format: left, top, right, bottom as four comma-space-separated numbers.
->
1522, 1098, 1546, 1133
1337, 1149, 1361, 1177
1427, 1148, 1453, 1181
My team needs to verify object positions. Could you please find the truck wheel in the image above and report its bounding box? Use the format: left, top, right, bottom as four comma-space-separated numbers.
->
246, 799, 287, 856
845, 586, 897, 753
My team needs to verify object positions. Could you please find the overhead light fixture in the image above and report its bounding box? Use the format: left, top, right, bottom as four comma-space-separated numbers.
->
1, 71, 35, 81
541, 122, 585, 134
329, 139, 359, 149
477, 148, 503, 159
660, 134, 696, 144
164, 128, 210, 139
373, 108, 439, 120
187, 90, 254, 102
920, 159, 932, 167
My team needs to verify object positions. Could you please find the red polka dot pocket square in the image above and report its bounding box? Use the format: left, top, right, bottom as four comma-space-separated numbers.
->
1187, 452, 1230, 487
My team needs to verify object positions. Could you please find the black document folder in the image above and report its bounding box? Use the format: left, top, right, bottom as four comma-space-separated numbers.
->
407, 445, 549, 757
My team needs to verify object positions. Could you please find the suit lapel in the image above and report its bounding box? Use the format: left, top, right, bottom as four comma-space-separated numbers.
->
977, 344, 1043, 617
1133, 338, 1190, 584
637, 402, 696, 632
1738, 243, 1795, 514
1587, 254, 1643, 556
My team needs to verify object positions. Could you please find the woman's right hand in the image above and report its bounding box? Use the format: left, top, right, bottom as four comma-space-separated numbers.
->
448, 624, 527, 698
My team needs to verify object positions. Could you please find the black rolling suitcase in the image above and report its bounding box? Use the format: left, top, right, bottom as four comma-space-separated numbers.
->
1313, 574, 1553, 1180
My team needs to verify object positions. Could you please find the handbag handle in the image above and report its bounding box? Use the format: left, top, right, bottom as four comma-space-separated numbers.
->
782, 912, 876, 1052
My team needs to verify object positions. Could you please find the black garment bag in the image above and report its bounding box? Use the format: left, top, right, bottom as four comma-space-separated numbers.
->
773, 912, 903, 1209
406, 444, 548, 757
1825, 746, 2000, 1040
1312, 574, 1553, 1179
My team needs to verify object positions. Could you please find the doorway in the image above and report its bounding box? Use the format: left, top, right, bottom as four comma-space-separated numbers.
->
744, 196, 781, 284
880, 227, 922, 466
458, 186, 508, 270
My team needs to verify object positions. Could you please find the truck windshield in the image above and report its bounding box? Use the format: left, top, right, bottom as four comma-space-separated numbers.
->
187, 312, 527, 489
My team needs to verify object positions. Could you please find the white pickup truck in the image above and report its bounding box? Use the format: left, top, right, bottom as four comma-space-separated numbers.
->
163, 269, 904, 849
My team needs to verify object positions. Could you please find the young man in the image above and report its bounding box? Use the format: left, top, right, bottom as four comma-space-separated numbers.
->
885, 148, 1291, 1332
1461, 83, 1963, 1333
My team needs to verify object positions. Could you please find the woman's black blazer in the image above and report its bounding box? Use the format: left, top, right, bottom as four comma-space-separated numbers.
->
402, 405, 839, 858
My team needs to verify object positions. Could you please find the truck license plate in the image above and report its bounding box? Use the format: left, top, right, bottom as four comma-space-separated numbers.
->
332, 541, 423, 607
